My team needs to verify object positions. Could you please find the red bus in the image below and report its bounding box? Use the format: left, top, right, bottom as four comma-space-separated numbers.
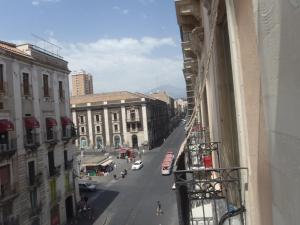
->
161, 151, 174, 175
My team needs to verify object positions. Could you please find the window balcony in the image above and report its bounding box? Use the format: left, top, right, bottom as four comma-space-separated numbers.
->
0, 183, 18, 206
28, 172, 43, 188
29, 203, 43, 217
49, 165, 61, 178
126, 117, 140, 122
0, 215, 19, 225
24, 133, 40, 150
44, 131, 58, 144
0, 139, 17, 159
64, 159, 73, 170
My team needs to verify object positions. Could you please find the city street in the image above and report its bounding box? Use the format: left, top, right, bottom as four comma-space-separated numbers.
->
75, 124, 185, 225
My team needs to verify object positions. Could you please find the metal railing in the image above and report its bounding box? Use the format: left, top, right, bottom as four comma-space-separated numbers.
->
44, 131, 58, 143
0, 183, 18, 204
28, 172, 43, 187
174, 168, 247, 225
64, 159, 73, 170
24, 133, 40, 148
0, 215, 19, 225
0, 139, 17, 157
49, 165, 61, 178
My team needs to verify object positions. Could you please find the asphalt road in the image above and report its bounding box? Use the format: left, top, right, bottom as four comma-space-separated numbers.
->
78, 124, 185, 225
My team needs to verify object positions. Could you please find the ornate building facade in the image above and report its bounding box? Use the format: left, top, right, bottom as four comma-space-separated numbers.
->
0, 41, 78, 225
71, 91, 169, 150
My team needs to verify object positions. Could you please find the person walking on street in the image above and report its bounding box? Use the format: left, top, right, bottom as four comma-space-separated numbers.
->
156, 201, 163, 215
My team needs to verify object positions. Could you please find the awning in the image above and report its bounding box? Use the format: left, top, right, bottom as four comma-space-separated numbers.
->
61, 117, 73, 126
46, 118, 57, 127
100, 159, 113, 167
0, 119, 14, 133
119, 148, 128, 154
24, 117, 40, 129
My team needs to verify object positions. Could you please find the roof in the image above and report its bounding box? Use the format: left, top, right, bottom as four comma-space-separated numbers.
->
0, 41, 33, 59
70, 91, 148, 105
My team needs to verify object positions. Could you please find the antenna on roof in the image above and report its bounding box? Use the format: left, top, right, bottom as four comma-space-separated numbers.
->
31, 33, 62, 57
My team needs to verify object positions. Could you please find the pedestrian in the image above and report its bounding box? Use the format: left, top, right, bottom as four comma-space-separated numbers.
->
156, 201, 163, 215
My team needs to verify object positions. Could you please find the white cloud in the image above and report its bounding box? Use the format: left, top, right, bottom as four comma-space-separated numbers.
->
55, 37, 184, 93
113, 6, 129, 15
32, 0, 60, 6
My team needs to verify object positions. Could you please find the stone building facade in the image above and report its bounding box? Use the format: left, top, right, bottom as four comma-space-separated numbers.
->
70, 91, 169, 150
174, 1, 300, 225
0, 41, 78, 225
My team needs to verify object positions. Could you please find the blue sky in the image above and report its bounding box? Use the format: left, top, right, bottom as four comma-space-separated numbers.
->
1, 0, 185, 94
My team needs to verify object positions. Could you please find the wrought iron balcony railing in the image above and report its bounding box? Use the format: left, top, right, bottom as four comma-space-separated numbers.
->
64, 159, 73, 170
0, 183, 18, 206
0, 215, 19, 225
44, 131, 58, 144
174, 167, 247, 225
0, 139, 17, 159
28, 172, 43, 188
49, 165, 61, 178
24, 133, 40, 150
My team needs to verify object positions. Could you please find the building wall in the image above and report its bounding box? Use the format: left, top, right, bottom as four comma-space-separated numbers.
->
0, 44, 77, 225
72, 97, 169, 150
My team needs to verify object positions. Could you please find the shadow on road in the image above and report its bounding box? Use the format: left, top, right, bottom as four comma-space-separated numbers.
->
68, 189, 119, 225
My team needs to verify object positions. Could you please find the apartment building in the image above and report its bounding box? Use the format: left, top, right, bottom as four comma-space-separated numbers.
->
0, 41, 78, 225
174, 1, 300, 225
71, 71, 93, 96
149, 91, 175, 118
70, 91, 169, 150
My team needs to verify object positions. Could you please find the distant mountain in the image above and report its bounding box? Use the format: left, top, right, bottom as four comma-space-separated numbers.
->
147, 85, 186, 99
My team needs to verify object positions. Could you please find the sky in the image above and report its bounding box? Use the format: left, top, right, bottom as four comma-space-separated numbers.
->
0, 0, 185, 94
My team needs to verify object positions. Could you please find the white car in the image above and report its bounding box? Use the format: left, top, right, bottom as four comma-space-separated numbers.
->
131, 160, 143, 170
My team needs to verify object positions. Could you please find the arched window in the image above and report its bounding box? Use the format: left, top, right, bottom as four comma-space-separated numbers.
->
114, 135, 121, 149
96, 136, 103, 149
80, 137, 87, 149
132, 135, 138, 149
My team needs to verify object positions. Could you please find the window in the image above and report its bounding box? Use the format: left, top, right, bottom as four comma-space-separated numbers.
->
113, 113, 117, 121
132, 123, 136, 130
23, 73, 30, 96
0, 64, 4, 93
114, 124, 118, 132
43, 74, 49, 97
130, 110, 135, 120
59, 81, 64, 99
28, 161, 35, 186
48, 151, 55, 177
96, 126, 101, 133
80, 127, 85, 134
95, 114, 100, 122
80, 116, 84, 124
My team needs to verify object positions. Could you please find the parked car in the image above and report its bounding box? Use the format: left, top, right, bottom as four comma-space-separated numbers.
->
79, 182, 97, 192
131, 160, 143, 170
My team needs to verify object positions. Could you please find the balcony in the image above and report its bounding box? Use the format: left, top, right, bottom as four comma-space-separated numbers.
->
0, 183, 18, 206
0, 139, 17, 159
28, 172, 43, 188
174, 123, 247, 225
64, 159, 73, 170
182, 41, 196, 59
24, 133, 40, 150
0, 81, 7, 97
49, 165, 61, 178
126, 117, 140, 122
44, 131, 58, 144
0, 215, 19, 225
29, 203, 42, 217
